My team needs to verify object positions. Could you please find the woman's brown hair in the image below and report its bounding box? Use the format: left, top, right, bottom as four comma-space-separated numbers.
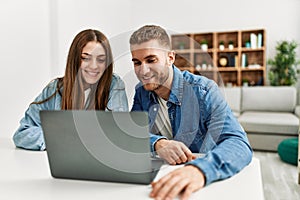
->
32, 29, 113, 110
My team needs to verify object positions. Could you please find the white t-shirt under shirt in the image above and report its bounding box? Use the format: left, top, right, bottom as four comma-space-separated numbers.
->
154, 97, 173, 139
84, 88, 91, 109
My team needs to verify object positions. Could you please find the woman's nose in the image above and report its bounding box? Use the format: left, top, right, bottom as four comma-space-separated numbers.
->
90, 59, 98, 69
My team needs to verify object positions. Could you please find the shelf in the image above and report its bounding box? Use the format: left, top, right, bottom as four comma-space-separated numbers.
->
241, 29, 265, 49
194, 49, 214, 53
241, 67, 265, 71
241, 47, 265, 52
171, 29, 266, 86
216, 31, 239, 49
172, 34, 191, 50
218, 67, 238, 71
174, 49, 191, 54
216, 48, 239, 52
196, 69, 215, 72
193, 32, 214, 49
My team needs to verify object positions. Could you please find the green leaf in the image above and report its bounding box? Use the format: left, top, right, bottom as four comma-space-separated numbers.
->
268, 40, 300, 86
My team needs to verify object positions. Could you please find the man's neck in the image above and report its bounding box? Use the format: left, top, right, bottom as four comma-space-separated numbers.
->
154, 66, 173, 101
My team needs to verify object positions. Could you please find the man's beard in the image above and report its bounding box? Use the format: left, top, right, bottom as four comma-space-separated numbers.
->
143, 82, 160, 91
142, 63, 169, 91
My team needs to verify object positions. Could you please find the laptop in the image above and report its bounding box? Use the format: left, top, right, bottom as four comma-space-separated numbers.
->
40, 110, 164, 185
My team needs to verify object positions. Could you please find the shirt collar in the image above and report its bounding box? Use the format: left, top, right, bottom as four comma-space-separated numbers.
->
168, 65, 183, 105
145, 65, 183, 105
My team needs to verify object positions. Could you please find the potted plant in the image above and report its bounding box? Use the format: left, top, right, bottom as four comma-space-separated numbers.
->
200, 39, 208, 51
195, 64, 201, 71
228, 40, 234, 50
178, 42, 185, 49
242, 78, 249, 87
202, 61, 207, 69
268, 40, 300, 86
219, 41, 225, 50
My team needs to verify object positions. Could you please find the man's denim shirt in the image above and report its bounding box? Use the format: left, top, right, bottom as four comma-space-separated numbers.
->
131, 66, 252, 185
13, 74, 129, 151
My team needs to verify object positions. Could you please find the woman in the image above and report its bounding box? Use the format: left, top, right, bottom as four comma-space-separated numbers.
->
13, 29, 128, 150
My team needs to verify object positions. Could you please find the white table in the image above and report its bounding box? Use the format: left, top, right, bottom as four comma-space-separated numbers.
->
0, 137, 264, 200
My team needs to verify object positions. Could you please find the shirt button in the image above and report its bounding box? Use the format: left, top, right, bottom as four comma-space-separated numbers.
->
154, 107, 157, 112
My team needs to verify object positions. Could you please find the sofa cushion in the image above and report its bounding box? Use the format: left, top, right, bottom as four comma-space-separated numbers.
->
223, 87, 241, 116
295, 105, 300, 117
238, 111, 299, 134
241, 86, 297, 112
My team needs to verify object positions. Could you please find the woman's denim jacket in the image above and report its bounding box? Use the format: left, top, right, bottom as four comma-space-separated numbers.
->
13, 74, 129, 151
131, 66, 252, 185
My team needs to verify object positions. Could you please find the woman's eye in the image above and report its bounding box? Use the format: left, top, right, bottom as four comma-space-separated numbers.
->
97, 58, 105, 63
81, 57, 90, 61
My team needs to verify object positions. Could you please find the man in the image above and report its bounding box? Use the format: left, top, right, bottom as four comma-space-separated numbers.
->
129, 25, 252, 200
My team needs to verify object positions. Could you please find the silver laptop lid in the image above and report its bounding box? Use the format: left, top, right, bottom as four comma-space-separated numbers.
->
40, 110, 162, 184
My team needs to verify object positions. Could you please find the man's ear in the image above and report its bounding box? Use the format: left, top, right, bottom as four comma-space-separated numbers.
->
167, 50, 176, 65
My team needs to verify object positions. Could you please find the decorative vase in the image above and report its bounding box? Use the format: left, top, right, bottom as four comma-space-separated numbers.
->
201, 44, 208, 51
245, 42, 251, 48
219, 44, 225, 50
195, 64, 201, 71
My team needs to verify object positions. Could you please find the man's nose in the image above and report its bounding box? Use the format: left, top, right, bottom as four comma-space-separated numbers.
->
140, 63, 150, 75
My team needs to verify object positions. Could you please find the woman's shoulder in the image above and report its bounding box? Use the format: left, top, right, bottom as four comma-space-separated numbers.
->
43, 78, 60, 90
47, 78, 59, 87
31, 78, 62, 105
38, 78, 62, 97
111, 73, 125, 89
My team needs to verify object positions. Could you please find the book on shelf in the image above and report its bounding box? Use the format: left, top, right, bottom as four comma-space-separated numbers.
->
250, 33, 257, 49
257, 33, 262, 48
228, 54, 236, 67
241, 53, 247, 68
235, 55, 238, 67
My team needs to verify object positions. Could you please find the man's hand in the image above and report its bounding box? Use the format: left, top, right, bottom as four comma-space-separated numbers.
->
150, 165, 205, 200
154, 139, 196, 165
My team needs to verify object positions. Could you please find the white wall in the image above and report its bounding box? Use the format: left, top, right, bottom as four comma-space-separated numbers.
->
130, 0, 300, 59
52, 0, 138, 108
0, 0, 51, 138
52, 0, 133, 77
1, 0, 300, 138
130, 0, 300, 83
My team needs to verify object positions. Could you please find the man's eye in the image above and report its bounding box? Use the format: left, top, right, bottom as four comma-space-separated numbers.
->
133, 61, 141, 66
147, 59, 156, 63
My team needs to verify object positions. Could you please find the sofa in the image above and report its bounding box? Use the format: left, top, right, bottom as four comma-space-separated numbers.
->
223, 86, 300, 151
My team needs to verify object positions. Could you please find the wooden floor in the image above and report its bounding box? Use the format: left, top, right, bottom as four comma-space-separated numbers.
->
253, 151, 299, 200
